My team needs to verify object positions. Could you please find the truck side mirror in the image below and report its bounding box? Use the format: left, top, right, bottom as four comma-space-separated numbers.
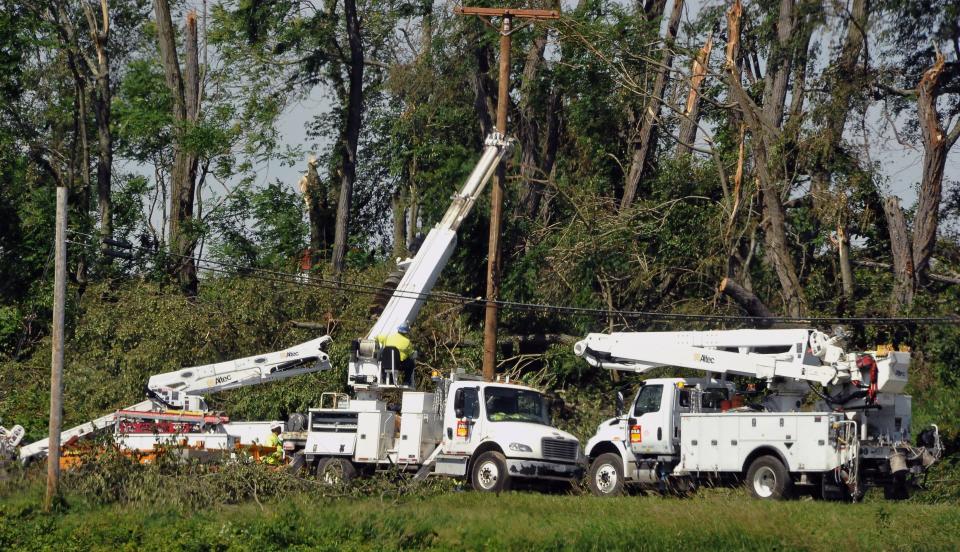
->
615, 391, 625, 417
453, 388, 464, 419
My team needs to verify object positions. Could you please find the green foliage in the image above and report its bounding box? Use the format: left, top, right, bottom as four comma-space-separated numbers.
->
2, 484, 959, 550
0, 274, 382, 441
209, 180, 309, 269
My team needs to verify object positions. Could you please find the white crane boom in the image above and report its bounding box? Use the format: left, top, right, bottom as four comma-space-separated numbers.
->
147, 335, 333, 407
18, 336, 332, 462
367, 133, 513, 340
573, 328, 909, 392
351, 133, 513, 390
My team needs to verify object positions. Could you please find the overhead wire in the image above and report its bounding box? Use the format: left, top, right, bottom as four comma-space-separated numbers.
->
65, 229, 960, 327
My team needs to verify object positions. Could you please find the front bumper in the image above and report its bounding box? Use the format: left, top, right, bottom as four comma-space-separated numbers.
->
506, 457, 584, 481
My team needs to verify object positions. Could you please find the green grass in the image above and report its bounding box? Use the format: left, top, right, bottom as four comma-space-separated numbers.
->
2, 487, 958, 551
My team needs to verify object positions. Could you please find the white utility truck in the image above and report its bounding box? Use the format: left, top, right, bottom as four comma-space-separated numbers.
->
299, 374, 581, 491
18, 336, 335, 462
575, 329, 942, 500
17, 133, 583, 492
286, 133, 583, 491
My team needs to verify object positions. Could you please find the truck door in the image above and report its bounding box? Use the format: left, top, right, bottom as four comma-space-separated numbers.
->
629, 384, 673, 455
443, 385, 482, 456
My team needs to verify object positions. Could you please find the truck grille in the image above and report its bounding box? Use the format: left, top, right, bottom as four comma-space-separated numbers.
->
541, 438, 578, 462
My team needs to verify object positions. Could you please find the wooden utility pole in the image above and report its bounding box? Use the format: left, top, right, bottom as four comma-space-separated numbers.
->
456, 6, 559, 382
45, 186, 68, 512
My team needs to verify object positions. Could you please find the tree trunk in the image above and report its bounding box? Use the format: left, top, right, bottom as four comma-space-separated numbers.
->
87, 0, 112, 242
621, 0, 683, 210
810, 0, 867, 298
912, 53, 959, 279
67, 51, 90, 288
725, 0, 806, 317
331, 0, 364, 275
757, 160, 805, 317
677, 31, 713, 155
471, 43, 496, 137
517, 25, 548, 220
300, 155, 329, 265
537, 89, 562, 216
837, 225, 854, 298
882, 197, 915, 314
406, 182, 419, 246
391, 190, 406, 258
93, 72, 112, 242
154, 1, 199, 294
877, 54, 959, 311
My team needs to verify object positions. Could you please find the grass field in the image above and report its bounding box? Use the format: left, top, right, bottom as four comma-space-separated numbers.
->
2, 485, 959, 551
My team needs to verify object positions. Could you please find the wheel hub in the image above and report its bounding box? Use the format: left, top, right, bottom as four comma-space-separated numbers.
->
753, 466, 776, 498
478, 461, 499, 489
595, 464, 618, 494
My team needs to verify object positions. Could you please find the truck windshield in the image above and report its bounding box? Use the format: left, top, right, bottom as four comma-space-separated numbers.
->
633, 384, 663, 416
484, 387, 549, 425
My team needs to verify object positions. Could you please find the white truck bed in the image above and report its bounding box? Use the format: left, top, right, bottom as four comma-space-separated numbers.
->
677, 412, 857, 474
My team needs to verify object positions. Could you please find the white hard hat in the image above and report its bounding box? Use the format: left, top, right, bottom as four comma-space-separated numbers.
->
271, 422, 283, 431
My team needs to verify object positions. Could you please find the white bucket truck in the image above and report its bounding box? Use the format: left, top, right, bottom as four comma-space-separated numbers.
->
575, 329, 941, 500
289, 133, 582, 490
301, 374, 581, 491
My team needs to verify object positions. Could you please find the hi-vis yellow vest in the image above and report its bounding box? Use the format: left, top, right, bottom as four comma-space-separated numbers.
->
377, 333, 412, 361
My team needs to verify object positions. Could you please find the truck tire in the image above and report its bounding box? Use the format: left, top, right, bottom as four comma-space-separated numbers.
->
883, 474, 910, 500
746, 455, 792, 500
318, 457, 357, 486
818, 475, 850, 501
587, 453, 625, 497
471, 451, 510, 493
287, 451, 307, 474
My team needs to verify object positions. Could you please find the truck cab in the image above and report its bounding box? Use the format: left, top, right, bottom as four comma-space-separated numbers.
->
583, 378, 733, 495
435, 380, 583, 491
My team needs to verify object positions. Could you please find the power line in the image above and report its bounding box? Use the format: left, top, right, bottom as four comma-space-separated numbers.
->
65, 230, 960, 327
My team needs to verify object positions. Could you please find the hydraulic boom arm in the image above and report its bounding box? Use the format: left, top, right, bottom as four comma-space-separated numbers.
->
573, 329, 908, 391
18, 336, 332, 462
350, 133, 514, 390
367, 133, 514, 340
147, 335, 333, 408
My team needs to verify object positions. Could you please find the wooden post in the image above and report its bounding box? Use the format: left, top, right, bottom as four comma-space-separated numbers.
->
456, 6, 559, 382
45, 185, 68, 512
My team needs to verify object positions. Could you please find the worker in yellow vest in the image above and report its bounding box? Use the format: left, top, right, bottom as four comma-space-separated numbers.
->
263, 423, 283, 465
377, 322, 415, 385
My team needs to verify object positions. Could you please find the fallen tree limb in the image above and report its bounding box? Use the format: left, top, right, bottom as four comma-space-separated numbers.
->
291, 321, 327, 330
719, 277, 775, 328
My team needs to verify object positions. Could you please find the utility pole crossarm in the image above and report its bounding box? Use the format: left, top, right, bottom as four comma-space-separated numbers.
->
454, 7, 560, 20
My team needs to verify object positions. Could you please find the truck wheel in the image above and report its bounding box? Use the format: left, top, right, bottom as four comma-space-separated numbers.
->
286, 451, 307, 474
883, 474, 910, 500
318, 457, 357, 485
818, 475, 850, 501
471, 451, 510, 493
587, 453, 625, 497
746, 455, 791, 500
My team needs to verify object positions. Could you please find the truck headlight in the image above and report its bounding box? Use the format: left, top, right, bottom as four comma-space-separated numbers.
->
509, 442, 533, 452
